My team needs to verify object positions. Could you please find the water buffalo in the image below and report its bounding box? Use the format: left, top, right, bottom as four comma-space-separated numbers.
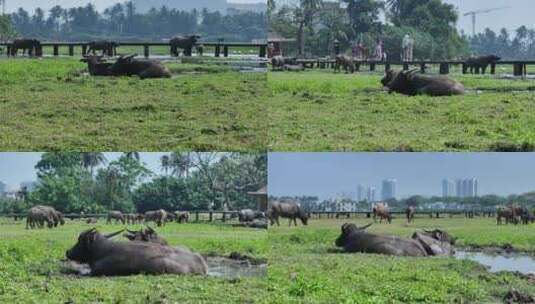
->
271, 56, 297, 71
381, 69, 465, 96
125, 213, 143, 225
334, 55, 355, 74
335, 223, 427, 256
464, 55, 501, 74
170, 35, 200, 56
233, 218, 268, 229
11, 39, 41, 56
175, 211, 190, 223
108, 54, 172, 79
497, 206, 520, 225
238, 209, 265, 222
372, 203, 392, 224
86, 40, 118, 56
106, 211, 126, 225
123, 226, 169, 246
268, 202, 308, 226
519, 207, 534, 225
144, 209, 167, 227
411, 229, 455, 256
66, 228, 207, 276
283, 64, 305, 72
26, 205, 64, 229
80, 55, 113, 76
406, 206, 415, 224
86, 218, 98, 224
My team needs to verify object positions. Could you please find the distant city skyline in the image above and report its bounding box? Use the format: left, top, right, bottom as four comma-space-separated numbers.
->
269, 153, 535, 200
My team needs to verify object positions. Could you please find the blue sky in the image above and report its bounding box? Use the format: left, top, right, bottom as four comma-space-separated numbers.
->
268, 153, 535, 199
0, 152, 167, 188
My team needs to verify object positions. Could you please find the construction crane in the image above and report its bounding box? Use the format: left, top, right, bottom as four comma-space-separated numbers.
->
464, 6, 510, 36
0, 0, 5, 16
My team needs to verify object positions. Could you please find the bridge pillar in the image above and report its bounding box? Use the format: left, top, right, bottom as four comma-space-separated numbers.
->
490, 63, 496, 74
403, 63, 409, 71
259, 45, 266, 58
223, 45, 229, 57
385, 63, 390, 71
215, 45, 221, 57
369, 63, 376, 72
68, 45, 74, 56
355, 63, 360, 72
53, 45, 59, 56
513, 63, 525, 76
209, 212, 213, 222
82, 44, 87, 56
144, 45, 149, 58
222, 212, 226, 222
439, 63, 449, 75
462, 63, 467, 74
6, 45, 11, 57
195, 212, 199, 222
420, 63, 426, 74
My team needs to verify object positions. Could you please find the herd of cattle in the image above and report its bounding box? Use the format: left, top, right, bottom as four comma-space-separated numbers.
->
5, 36, 201, 57
271, 54, 504, 96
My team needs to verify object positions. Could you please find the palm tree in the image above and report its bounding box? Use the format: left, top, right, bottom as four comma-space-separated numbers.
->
104, 167, 121, 210
124, 152, 140, 162
170, 152, 192, 178
295, 0, 323, 56
81, 153, 107, 176
160, 154, 171, 176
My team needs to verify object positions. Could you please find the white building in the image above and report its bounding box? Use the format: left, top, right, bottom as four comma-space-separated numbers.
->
442, 179, 455, 197
381, 179, 397, 200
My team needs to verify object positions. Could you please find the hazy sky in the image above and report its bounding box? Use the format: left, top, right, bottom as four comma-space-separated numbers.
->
268, 153, 535, 199
0, 152, 167, 189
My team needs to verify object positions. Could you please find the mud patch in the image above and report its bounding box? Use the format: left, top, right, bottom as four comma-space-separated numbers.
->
455, 250, 535, 274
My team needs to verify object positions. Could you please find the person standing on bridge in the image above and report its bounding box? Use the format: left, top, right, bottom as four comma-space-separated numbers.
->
402, 34, 414, 62
374, 38, 384, 61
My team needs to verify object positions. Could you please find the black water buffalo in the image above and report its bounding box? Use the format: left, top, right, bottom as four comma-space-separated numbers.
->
80, 55, 113, 76
144, 209, 167, 227
26, 205, 64, 229
108, 54, 172, 79
123, 227, 169, 246
238, 209, 265, 222
268, 202, 308, 226
519, 207, 534, 225
271, 56, 297, 71
11, 39, 41, 56
233, 218, 268, 229
406, 206, 415, 224
106, 211, 126, 225
86, 218, 98, 224
334, 55, 355, 74
66, 228, 207, 276
411, 230, 455, 256
335, 223, 427, 256
170, 35, 200, 56
497, 206, 520, 225
372, 203, 392, 224
86, 40, 118, 56
464, 55, 501, 74
175, 211, 190, 223
382, 69, 465, 96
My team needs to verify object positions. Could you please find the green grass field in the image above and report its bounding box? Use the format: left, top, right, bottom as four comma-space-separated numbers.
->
0, 58, 267, 151
268, 70, 535, 151
268, 217, 535, 303
0, 218, 268, 303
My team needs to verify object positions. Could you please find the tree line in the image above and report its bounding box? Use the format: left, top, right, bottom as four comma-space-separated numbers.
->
269, 0, 534, 60
0, 152, 267, 214
4, 2, 266, 42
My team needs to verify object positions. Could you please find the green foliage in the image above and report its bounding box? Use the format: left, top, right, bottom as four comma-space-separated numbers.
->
470, 27, 535, 60
0, 15, 16, 41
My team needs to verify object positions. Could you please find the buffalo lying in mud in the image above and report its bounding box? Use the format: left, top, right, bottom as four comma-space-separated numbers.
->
107, 211, 126, 225
335, 224, 455, 257
464, 55, 501, 74
145, 209, 168, 227
381, 69, 465, 96
11, 39, 41, 56
335, 223, 427, 256
86, 40, 118, 56
170, 35, 200, 56
334, 55, 355, 74
268, 202, 308, 226
238, 209, 266, 222
373, 203, 392, 224
66, 228, 207, 276
108, 54, 172, 79
26, 205, 64, 229
80, 55, 113, 76
271, 56, 297, 71
406, 206, 415, 224
123, 227, 169, 246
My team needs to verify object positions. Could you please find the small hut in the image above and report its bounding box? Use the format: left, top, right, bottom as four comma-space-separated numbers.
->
248, 185, 267, 212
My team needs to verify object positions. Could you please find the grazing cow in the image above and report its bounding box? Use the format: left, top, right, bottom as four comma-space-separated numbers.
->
11, 39, 41, 56
106, 211, 126, 225
334, 55, 355, 74
123, 227, 169, 246
86, 40, 119, 56
144, 209, 167, 227
372, 203, 392, 224
80, 55, 113, 76
381, 69, 465, 96
66, 228, 207, 276
170, 35, 200, 56
268, 202, 308, 226
406, 206, 415, 224
464, 55, 501, 74
335, 223, 427, 256
108, 54, 172, 79
175, 211, 190, 224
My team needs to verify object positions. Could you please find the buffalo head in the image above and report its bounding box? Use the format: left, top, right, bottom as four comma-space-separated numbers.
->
66, 228, 124, 263
335, 223, 372, 247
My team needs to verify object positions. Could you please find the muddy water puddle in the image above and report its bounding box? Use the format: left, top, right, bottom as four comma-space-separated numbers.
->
455, 250, 535, 274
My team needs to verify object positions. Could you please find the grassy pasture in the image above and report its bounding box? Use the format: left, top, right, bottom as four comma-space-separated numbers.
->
268, 217, 535, 303
0, 218, 268, 303
0, 58, 267, 151
268, 70, 535, 151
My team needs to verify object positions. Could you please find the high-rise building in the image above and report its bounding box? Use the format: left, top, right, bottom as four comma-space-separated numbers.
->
442, 179, 455, 197
357, 184, 366, 202
366, 187, 376, 203
381, 179, 397, 200
0, 181, 6, 196
454, 178, 479, 197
